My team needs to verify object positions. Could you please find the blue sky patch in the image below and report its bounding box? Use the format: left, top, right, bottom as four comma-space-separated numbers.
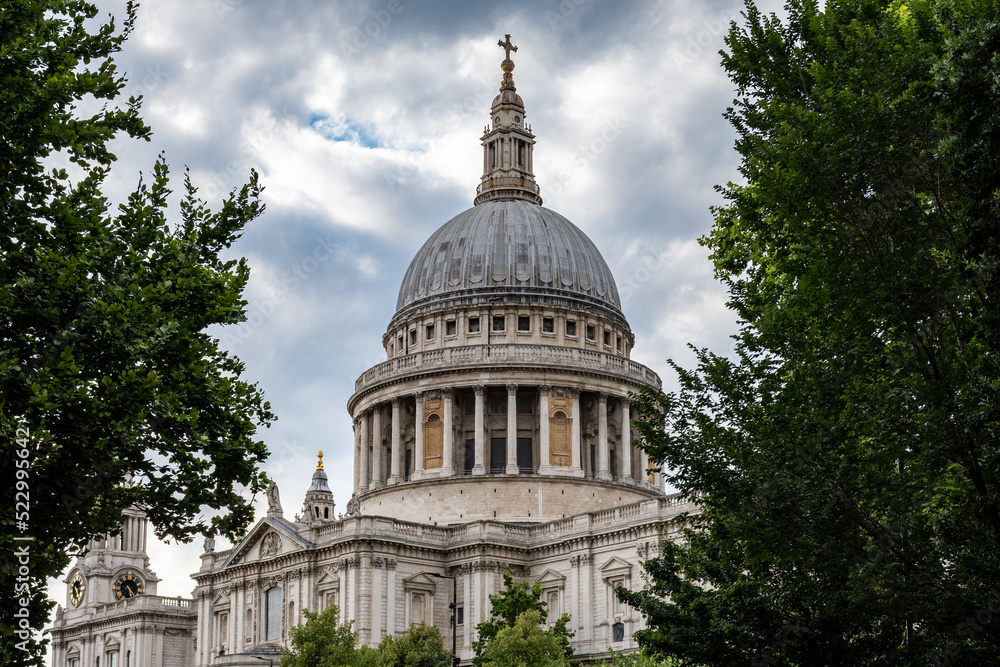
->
309, 114, 382, 148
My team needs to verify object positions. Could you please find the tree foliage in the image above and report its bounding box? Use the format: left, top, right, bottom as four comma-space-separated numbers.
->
479, 611, 572, 667
473, 571, 574, 666
1, 1, 272, 662
365, 622, 451, 667
281, 612, 450, 667
621, 0, 1000, 665
281, 606, 360, 667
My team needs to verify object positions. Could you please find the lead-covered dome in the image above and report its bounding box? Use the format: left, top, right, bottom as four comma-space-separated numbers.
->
394, 199, 622, 321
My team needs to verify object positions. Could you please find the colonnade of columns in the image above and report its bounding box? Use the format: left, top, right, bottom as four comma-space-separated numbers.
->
353, 385, 662, 493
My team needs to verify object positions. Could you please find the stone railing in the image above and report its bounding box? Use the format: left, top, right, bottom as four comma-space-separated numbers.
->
330, 493, 698, 548
91, 595, 194, 617
354, 344, 661, 393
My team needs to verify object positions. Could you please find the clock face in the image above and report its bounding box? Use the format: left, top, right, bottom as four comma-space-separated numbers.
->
70, 573, 85, 607
113, 572, 144, 600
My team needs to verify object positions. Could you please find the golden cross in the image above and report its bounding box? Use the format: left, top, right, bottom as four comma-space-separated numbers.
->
498, 34, 517, 60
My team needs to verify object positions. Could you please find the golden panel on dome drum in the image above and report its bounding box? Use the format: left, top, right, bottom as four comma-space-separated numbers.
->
423, 398, 443, 469
549, 398, 572, 467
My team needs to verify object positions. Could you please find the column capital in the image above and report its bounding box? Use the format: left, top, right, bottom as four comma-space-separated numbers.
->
413, 391, 424, 402
620, 396, 631, 408
391, 397, 401, 407
474, 385, 486, 396
538, 384, 552, 395
506, 383, 518, 394
598, 391, 610, 402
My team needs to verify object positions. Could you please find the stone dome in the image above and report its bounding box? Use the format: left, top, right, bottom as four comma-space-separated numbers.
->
394, 199, 623, 322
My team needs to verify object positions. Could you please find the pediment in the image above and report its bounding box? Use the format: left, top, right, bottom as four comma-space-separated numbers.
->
224, 518, 314, 567
534, 568, 566, 586
212, 593, 230, 607
599, 556, 632, 579
403, 572, 439, 591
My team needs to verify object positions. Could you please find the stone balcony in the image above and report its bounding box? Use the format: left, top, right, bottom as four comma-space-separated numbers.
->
353, 343, 661, 395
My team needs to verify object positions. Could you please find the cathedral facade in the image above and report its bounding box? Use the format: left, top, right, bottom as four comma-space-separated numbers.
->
50, 38, 693, 666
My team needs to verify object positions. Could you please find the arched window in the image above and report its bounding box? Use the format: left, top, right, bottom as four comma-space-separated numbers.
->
265, 587, 282, 641
324, 507, 329, 519
314, 506, 320, 518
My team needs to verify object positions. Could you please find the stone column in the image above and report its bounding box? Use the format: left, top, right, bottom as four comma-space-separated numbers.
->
389, 398, 402, 485
597, 393, 611, 480
538, 385, 552, 474
506, 384, 519, 474
620, 398, 633, 483
353, 417, 361, 494
359, 412, 370, 493
473, 385, 486, 475
371, 406, 383, 489
639, 445, 650, 488
443, 390, 455, 476
413, 392, 425, 480
571, 390, 583, 477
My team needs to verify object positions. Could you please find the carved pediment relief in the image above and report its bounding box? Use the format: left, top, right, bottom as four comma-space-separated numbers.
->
259, 532, 282, 558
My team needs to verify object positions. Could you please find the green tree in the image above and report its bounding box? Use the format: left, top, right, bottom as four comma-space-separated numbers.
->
595, 649, 682, 667
620, 0, 1000, 665
473, 571, 574, 666
367, 622, 451, 667
479, 611, 571, 667
1, 1, 272, 662
281, 606, 360, 667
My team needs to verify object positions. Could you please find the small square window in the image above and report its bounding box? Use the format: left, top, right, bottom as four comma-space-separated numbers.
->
542, 317, 554, 333
410, 330, 417, 345
426, 324, 435, 340
446, 320, 456, 336
586, 324, 596, 341
469, 317, 481, 333
604, 331, 611, 346
493, 316, 506, 331
518, 316, 531, 331
566, 320, 577, 336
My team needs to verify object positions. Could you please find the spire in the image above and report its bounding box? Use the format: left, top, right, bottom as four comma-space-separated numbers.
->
474, 35, 542, 206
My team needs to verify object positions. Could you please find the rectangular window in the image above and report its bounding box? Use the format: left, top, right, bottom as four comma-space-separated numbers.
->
604, 330, 611, 346
586, 324, 596, 341
409, 330, 417, 345
107, 653, 117, 667
518, 315, 530, 331
468, 317, 480, 333
398, 335, 403, 352
446, 320, 456, 336
566, 320, 576, 336
457, 606, 464, 625
492, 315, 505, 331
266, 587, 282, 641
426, 324, 435, 340
542, 317, 554, 333
617, 335, 622, 351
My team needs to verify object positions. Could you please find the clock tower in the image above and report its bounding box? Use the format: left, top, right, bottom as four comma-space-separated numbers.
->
50, 508, 196, 667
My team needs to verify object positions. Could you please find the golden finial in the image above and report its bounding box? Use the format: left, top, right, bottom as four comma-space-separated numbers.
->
317, 450, 324, 470
498, 34, 517, 90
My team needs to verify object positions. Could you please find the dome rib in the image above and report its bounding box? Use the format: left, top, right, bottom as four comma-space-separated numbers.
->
395, 200, 622, 320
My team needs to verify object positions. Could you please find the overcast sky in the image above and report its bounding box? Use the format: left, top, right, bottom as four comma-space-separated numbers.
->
48, 0, 785, 615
